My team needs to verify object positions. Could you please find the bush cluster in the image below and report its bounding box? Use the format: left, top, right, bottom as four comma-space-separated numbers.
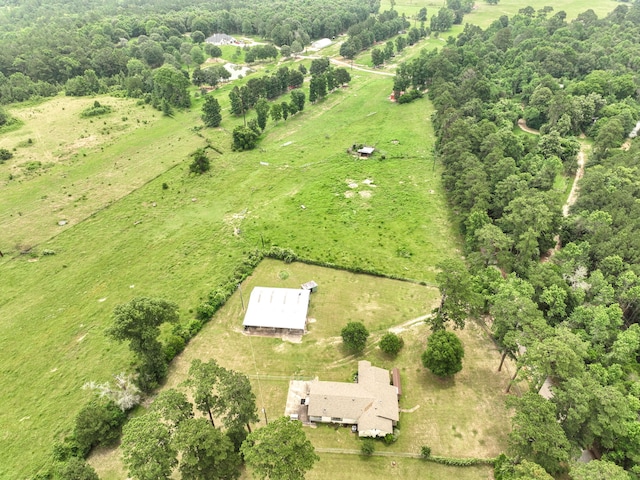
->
80, 101, 113, 117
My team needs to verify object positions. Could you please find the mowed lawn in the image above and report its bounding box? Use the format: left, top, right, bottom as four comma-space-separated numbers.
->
0, 69, 460, 476
90, 260, 512, 478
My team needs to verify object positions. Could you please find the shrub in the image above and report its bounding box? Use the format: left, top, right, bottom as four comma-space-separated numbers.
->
189, 148, 210, 174
421, 445, 432, 459
383, 433, 397, 445
379, 332, 404, 356
80, 101, 113, 118
196, 302, 216, 321
0, 148, 13, 162
186, 318, 204, 337
341, 321, 369, 353
397, 89, 423, 104
232, 125, 259, 151
265, 246, 297, 263
163, 333, 186, 362
73, 398, 126, 456
52, 436, 84, 462
55, 457, 99, 480
361, 438, 375, 456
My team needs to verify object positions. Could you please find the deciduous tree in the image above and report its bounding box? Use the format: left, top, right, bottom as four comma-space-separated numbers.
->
421, 329, 464, 377
507, 393, 571, 474
121, 412, 177, 480
106, 297, 179, 391
241, 417, 319, 480
173, 418, 241, 480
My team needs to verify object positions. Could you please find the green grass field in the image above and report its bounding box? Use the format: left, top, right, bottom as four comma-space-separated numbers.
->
0, 65, 460, 476
380, 0, 619, 28
89, 260, 514, 478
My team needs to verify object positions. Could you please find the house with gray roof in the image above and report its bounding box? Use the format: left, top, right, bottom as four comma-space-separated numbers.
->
205, 33, 238, 45
307, 360, 399, 437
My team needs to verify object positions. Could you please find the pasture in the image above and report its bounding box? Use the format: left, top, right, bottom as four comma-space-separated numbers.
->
89, 260, 514, 478
0, 65, 458, 476
380, 0, 620, 28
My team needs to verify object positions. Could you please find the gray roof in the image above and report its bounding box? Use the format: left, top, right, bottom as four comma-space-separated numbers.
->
205, 33, 237, 44
358, 147, 375, 154
308, 361, 399, 434
243, 287, 310, 330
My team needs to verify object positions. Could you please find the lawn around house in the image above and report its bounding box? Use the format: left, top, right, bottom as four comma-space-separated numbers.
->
90, 259, 513, 478
0, 66, 460, 476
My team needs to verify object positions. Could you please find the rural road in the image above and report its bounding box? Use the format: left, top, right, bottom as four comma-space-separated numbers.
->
294, 54, 396, 77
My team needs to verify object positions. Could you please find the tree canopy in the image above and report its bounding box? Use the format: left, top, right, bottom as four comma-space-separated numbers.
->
421, 329, 464, 377
340, 321, 369, 353
240, 417, 319, 480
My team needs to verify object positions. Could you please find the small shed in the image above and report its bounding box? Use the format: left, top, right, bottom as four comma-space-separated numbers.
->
301, 280, 318, 293
357, 146, 375, 157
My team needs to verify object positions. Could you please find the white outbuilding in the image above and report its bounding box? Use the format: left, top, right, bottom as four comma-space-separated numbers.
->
242, 287, 310, 335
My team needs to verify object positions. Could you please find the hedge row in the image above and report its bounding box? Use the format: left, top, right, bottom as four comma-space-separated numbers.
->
426, 455, 497, 467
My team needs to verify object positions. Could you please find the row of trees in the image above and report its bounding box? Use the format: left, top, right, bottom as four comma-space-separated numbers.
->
393, 4, 640, 477
339, 9, 410, 59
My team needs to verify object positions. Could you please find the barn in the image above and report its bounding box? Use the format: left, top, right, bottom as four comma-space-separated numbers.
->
242, 287, 311, 335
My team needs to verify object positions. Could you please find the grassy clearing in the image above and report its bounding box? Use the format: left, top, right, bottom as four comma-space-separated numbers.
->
308, 454, 494, 480
0, 68, 459, 476
379, 0, 619, 27
90, 260, 512, 478
0, 95, 200, 252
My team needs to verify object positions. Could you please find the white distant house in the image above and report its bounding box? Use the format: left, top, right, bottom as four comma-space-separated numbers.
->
206, 33, 238, 45
306, 360, 400, 437
311, 38, 332, 50
242, 287, 310, 335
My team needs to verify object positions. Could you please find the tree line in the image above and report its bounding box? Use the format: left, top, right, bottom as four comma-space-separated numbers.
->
393, 4, 640, 478
0, 0, 377, 104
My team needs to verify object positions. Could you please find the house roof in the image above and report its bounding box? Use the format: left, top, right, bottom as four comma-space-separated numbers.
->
308, 361, 399, 434
242, 287, 310, 330
358, 147, 375, 155
205, 33, 237, 44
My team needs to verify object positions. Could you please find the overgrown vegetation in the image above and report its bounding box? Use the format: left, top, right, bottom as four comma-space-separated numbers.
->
80, 101, 113, 117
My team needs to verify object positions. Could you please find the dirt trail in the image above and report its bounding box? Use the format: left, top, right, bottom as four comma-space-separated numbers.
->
540, 142, 588, 262
563, 148, 586, 217
517, 118, 540, 135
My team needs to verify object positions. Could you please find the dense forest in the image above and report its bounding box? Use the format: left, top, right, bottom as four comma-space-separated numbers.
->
393, 3, 640, 477
0, 0, 379, 103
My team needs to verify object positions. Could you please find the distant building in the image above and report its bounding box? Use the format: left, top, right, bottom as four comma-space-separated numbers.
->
357, 146, 375, 157
307, 360, 399, 437
311, 38, 332, 50
206, 33, 238, 45
242, 287, 310, 335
